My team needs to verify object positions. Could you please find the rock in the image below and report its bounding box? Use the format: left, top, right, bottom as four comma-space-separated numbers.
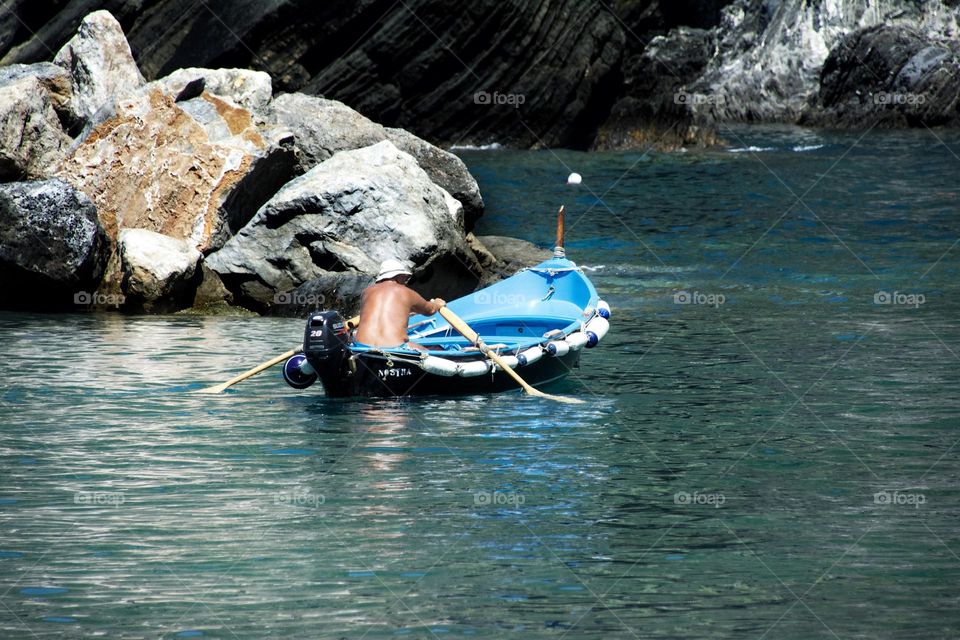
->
58, 86, 297, 254
802, 25, 960, 128
690, 0, 960, 125
0, 72, 72, 180
594, 27, 721, 151
0, 62, 73, 124
192, 263, 233, 308
52, 10, 145, 132
118, 229, 201, 313
154, 67, 273, 113
206, 140, 482, 314
268, 93, 386, 171
278, 272, 373, 319
384, 127, 484, 231
268, 94, 484, 227
0, 178, 109, 310
475, 235, 553, 281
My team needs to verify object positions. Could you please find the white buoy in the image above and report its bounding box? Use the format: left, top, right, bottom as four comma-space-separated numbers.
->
567, 173, 582, 185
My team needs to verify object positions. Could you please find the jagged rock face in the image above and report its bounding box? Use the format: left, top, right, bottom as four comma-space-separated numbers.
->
593, 27, 720, 151
803, 25, 960, 128
0, 0, 629, 149
52, 10, 145, 132
692, 0, 960, 124
119, 228, 201, 313
205, 140, 482, 314
0, 178, 109, 310
0, 69, 72, 180
57, 86, 296, 253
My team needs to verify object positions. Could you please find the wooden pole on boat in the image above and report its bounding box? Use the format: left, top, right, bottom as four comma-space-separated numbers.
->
438, 307, 585, 404
555, 205, 565, 256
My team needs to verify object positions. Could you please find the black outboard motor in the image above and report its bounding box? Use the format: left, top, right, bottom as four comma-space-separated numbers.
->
287, 311, 353, 396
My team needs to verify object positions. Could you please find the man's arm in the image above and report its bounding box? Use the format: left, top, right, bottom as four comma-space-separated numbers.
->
408, 290, 446, 316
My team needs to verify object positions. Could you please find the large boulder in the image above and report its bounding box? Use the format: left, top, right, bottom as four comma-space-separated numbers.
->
268, 93, 386, 171
52, 10, 145, 132
119, 229, 201, 313
0, 71, 72, 180
58, 86, 297, 254
153, 67, 273, 113
0, 179, 109, 310
206, 140, 482, 314
269, 94, 485, 227
384, 127, 484, 231
802, 25, 960, 128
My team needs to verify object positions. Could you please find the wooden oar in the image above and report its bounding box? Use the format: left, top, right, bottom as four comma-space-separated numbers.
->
437, 306, 584, 404
196, 347, 301, 394
196, 313, 362, 394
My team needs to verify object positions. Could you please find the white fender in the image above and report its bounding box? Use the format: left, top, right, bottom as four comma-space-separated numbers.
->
457, 360, 491, 377
597, 300, 611, 319
585, 316, 610, 340
547, 340, 570, 357
517, 346, 543, 366
493, 355, 519, 371
422, 355, 458, 377
564, 332, 590, 351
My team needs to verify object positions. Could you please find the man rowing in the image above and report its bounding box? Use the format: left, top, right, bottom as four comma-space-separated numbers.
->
354, 259, 445, 350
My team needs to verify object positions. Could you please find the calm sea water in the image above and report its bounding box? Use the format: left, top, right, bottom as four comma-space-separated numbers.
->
1, 125, 959, 638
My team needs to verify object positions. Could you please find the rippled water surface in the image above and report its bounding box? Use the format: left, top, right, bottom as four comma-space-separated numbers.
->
2, 126, 959, 638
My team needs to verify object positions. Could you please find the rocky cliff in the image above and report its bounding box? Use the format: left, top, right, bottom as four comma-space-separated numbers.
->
2, 0, 957, 151
1, 11, 536, 316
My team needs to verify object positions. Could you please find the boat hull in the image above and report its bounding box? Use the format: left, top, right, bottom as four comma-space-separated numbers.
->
311, 349, 582, 398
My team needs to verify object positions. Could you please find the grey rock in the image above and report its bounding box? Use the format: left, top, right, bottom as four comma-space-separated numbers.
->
53, 10, 145, 131
475, 235, 553, 281
0, 73, 72, 180
802, 25, 960, 128
385, 127, 484, 231
119, 228, 201, 313
0, 178, 109, 310
206, 140, 482, 314
692, 0, 960, 125
154, 67, 273, 113
268, 93, 386, 171
0, 62, 74, 126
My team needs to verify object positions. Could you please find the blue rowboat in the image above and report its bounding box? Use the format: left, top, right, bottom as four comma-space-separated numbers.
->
282, 253, 611, 398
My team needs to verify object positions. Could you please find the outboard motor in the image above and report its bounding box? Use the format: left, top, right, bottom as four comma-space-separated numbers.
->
287, 311, 353, 395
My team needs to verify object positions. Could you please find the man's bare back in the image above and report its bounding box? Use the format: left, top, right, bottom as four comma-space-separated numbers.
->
355, 279, 444, 348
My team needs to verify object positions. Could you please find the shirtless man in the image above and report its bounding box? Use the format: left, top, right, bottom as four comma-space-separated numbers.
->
354, 259, 445, 350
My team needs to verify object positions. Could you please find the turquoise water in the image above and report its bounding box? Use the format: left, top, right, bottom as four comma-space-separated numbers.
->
1, 126, 959, 638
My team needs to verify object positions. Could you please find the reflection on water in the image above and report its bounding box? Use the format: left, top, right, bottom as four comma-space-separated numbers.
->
1, 127, 959, 637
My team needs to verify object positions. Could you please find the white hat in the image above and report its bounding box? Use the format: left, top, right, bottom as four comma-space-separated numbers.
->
375, 258, 413, 282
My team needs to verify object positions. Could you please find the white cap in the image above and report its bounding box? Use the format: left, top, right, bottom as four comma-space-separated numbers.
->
567, 172, 582, 185
375, 258, 413, 282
